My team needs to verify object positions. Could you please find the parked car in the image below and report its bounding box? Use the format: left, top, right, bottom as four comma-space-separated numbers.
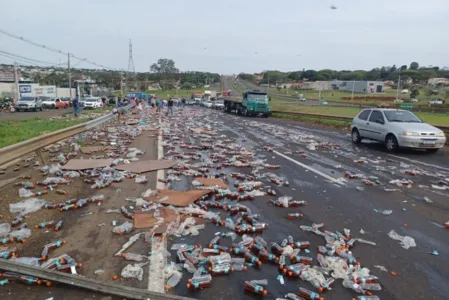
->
61, 98, 72, 107
351, 108, 446, 153
42, 98, 69, 109
429, 99, 443, 105
204, 101, 213, 108
212, 100, 225, 110
186, 99, 195, 105
16, 97, 43, 112
409, 98, 419, 103
80, 97, 103, 109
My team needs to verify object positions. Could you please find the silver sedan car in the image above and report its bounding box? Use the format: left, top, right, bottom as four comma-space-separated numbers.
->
351, 108, 446, 153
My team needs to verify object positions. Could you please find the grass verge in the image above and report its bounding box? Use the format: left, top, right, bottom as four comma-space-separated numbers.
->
272, 112, 351, 128
0, 118, 88, 148
272, 102, 449, 126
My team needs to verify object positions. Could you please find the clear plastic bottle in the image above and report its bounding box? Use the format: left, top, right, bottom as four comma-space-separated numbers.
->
360, 283, 382, 291
343, 279, 369, 295
244, 281, 267, 296
165, 271, 182, 290
297, 287, 323, 300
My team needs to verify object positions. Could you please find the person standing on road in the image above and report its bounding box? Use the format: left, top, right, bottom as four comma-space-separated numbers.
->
72, 97, 80, 117
155, 98, 161, 113
181, 97, 186, 108
167, 98, 174, 116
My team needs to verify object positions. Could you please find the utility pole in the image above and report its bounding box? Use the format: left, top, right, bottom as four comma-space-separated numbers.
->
120, 72, 124, 96
13, 61, 19, 104
351, 79, 355, 101
68, 53, 72, 100
396, 75, 401, 100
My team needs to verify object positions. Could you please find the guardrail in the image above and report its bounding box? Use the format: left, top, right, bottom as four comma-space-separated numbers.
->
272, 111, 449, 133
0, 260, 194, 300
0, 112, 115, 167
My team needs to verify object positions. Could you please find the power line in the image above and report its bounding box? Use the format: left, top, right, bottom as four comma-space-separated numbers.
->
0, 28, 116, 70
0, 49, 66, 66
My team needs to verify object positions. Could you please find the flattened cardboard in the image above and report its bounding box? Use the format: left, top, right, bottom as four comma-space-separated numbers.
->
80, 146, 104, 154
144, 189, 210, 207
114, 160, 177, 174
61, 159, 114, 170
195, 177, 229, 189
134, 207, 178, 229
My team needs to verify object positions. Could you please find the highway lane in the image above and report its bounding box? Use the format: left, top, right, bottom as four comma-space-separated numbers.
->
168, 107, 448, 300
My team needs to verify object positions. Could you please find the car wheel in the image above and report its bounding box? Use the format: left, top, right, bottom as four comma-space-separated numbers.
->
385, 134, 399, 152
52, 105, 55, 109
426, 148, 439, 154
243, 108, 248, 117
39, 107, 43, 111
351, 128, 362, 144
33, 107, 37, 112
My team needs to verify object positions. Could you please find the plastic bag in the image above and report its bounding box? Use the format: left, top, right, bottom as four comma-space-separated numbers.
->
42, 177, 70, 185
10, 198, 46, 214
135, 175, 147, 184
0, 223, 11, 238
119, 252, 147, 262
18, 188, 34, 198
112, 221, 133, 235
142, 188, 158, 198
121, 263, 143, 281
49, 164, 62, 174
9, 228, 32, 240
388, 230, 416, 249
278, 196, 292, 208
166, 271, 182, 289
12, 257, 41, 267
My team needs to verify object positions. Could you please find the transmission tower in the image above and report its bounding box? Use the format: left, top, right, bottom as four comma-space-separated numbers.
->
127, 39, 136, 90
127, 39, 135, 73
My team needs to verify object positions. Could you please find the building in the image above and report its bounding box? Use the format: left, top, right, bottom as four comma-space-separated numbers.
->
428, 78, 449, 86
331, 80, 384, 94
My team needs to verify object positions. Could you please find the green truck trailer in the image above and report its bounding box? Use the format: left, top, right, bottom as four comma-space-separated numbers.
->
223, 90, 271, 117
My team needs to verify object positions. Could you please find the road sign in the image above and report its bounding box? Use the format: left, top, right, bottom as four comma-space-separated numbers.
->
400, 103, 413, 110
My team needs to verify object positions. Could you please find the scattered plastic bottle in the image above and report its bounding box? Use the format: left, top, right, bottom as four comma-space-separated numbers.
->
270, 242, 283, 256
35, 220, 56, 229
41, 240, 66, 260
120, 206, 134, 219
298, 287, 324, 300
187, 274, 212, 290
352, 296, 380, 300
244, 281, 267, 296
293, 241, 311, 249
353, 275, 379, 284
258, 251, 279, 263
0, 249, 16, 259
54, 220, 63, 231
244, 252, 262, 266
343, 279, 371, 295
291, 256, 313, 265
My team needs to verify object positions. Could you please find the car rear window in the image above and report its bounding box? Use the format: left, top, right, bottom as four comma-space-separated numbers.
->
358, 110, 371, 121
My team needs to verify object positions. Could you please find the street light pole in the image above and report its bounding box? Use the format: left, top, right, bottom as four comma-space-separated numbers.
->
351, 79, 355, 101
68, 53, 72, 100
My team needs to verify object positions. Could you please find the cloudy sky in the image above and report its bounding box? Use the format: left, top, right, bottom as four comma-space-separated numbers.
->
0, 0, 448, 73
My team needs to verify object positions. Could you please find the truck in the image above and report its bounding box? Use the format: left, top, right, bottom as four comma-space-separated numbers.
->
223, 90, 271, 117
222, 90, 231, 97
191, 90, 203, 104
203, 90, 218, 101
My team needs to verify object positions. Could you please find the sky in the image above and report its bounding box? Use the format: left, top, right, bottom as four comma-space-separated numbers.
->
0, 0, 448, 74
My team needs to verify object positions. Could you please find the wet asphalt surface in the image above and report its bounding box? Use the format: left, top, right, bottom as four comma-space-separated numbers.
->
165, 106, 449, 300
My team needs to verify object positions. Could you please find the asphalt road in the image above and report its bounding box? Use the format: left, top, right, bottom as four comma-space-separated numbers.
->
0, 108, 72, 121
167, 106, 449, 300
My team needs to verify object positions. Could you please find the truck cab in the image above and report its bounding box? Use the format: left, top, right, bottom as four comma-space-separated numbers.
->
242, 90, 271, 117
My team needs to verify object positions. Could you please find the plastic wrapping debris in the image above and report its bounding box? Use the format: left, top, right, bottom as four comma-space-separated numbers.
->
94, 269, 105, 275
166, 271, 182, 289
0, 223, 12, 238
106, 208, 121, 214
388, 230, 416, 249
135, 175, 147, 184
121, 263, 144, 281
11, 257, 41, 267
118, 252, 148, 262
9, 228, 32, 240
18, 188, 34, 198
112, 221, 134, 235
42, 177, 70, 185
373, 265, 388, 272
10, 198, 46, 214
250, 279, 268, 286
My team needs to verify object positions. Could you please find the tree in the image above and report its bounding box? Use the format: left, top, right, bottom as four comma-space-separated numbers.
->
410, 88, 419, 99
410, 62, 419, 70
445, 89, 449, 100
425, 88, 438, 99
150, 58, 179, 89
181, 82, 193, 89
400, 65, 407, 71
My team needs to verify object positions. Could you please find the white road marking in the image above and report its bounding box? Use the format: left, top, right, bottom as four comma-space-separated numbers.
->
148, 115, 167, 293
273, 150, 346, 186
387, 154, 449, 172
